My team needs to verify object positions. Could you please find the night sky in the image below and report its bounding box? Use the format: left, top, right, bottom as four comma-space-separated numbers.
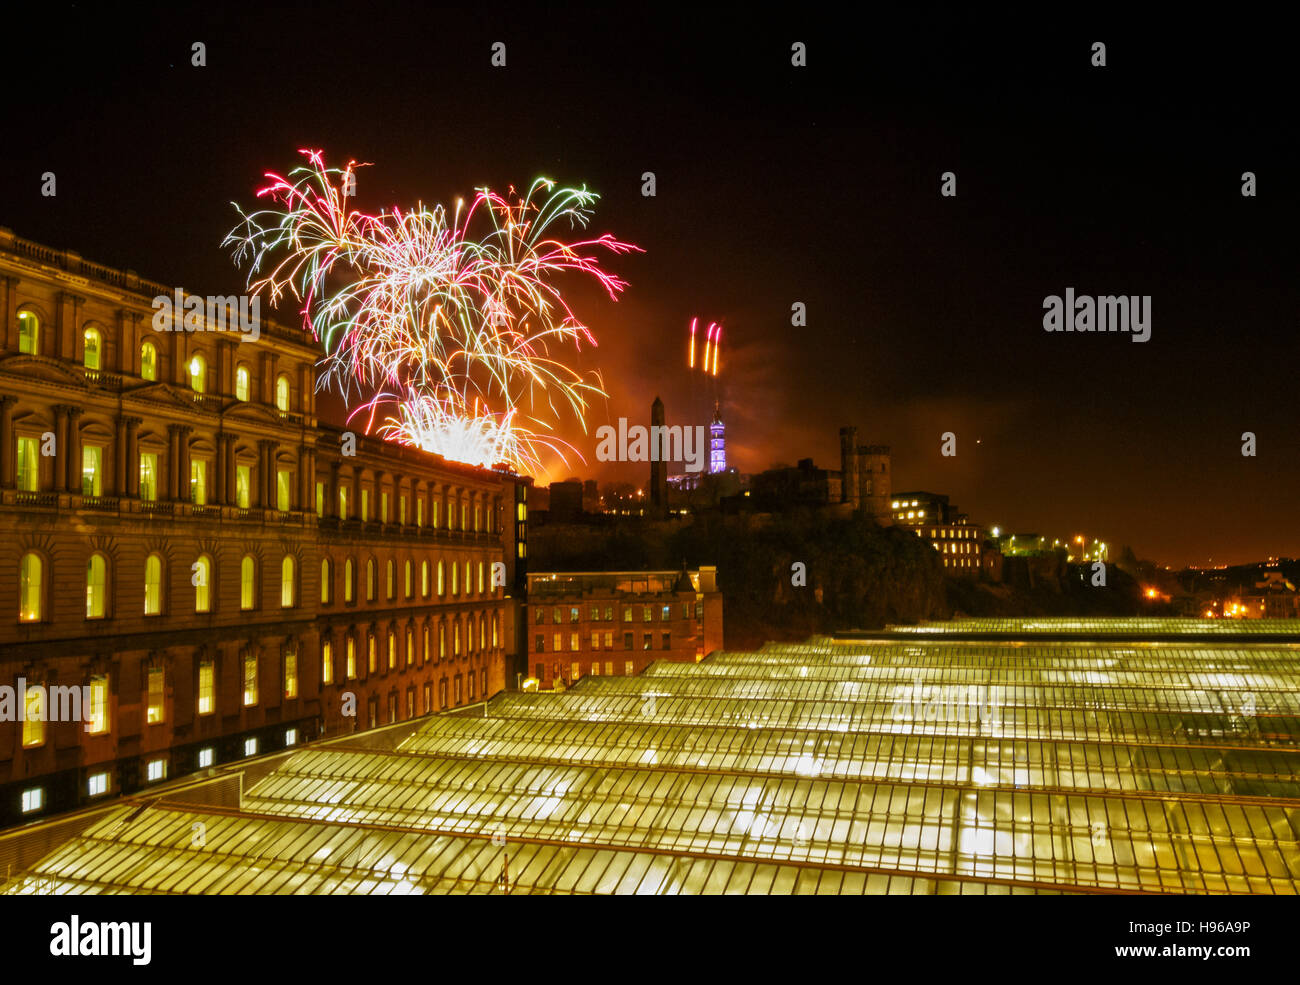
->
3, 5, 1296, 566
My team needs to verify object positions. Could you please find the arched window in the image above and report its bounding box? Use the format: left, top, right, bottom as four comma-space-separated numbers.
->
366, 559, 376, 601
321, 558, 332, 604
454, 619, 461, 656
86, 554, 107, 619
404, 560, 412, 598
344, 558, 354, 603
140, 340, 157, 381
188, 353, 206, 393
235, 366, 250, 402
240, 556, 255, 610
437, 560, 445, 596
477, 561, 484, 594
17, 311, 39, 355
275, 374, 290, 412
386, 559, 394, 600
144, 554, 163, 615
194, 556, 211, 612
479, 615, 486, 650
464, 561, 471, 596
19, 552, 42, 622
492, 613, 499, 648
83, 328, 101, 370
451, 561, 458, 596
439, 623, 446, 659
281, 556, 296, 608
421, 560, 429, 597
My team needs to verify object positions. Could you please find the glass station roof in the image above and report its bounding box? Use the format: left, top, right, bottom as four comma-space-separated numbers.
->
4, 622, 1298, 894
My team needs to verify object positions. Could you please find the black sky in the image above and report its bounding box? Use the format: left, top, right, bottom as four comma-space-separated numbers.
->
2, 4, 1296, 566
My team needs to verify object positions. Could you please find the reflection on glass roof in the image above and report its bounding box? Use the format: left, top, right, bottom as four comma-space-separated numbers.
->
5, 623, 1298, 894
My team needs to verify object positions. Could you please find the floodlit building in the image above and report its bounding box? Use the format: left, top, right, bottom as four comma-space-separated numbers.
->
0, 229, 526, 827
891, 490, 986, 575
3, 617, 1297, 894
523, 567, 723, 688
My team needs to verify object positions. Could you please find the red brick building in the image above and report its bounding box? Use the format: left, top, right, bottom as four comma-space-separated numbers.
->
525, 567, 723, 689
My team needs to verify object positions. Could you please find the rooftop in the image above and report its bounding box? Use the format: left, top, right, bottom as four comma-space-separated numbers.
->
3, 618, 1297, 894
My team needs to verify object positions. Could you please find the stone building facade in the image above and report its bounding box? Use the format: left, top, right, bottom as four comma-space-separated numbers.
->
0, 228, 526, 825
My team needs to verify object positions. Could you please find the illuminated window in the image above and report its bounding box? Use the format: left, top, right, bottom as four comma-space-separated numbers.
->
16, 437, 39, 492
399, 495, 407, 524
244, 738, 257, 757
416, 499, 424, 527
284, 648, 298, 699
188, 353, 206, 393
87, 676, 108, 734
275, 374, 290, 412
387, 630, 396, 669
276, 469, 291, 511
198, 661, 214, 715
88, 773, 109, 797
404, 560, 412, 598
381, 491, 389, 523
321, 558, 332, 604
198, 748, 214, 768
141, 340, 157, 381
86, 554, 107, 619
240, 556, 256, 609
235, 365, 250, 401
236, 465, 251, 508
570, 632, 579, 652
421, 560, 429, 597
321, 640, 334, 685
406, 627, 414, 666
281, 556, 296, 608
386, 559, 394, 599
345, 637, 357, 679
146, 759, 166, 782
477, 562, 484, 594
190, 459, 207, 504
316, 482, 324, 517
144, 554, 162, 615
242, 653, 258, 705
591, 631, 600, 650
20, 788, 43, 814
146, 667, 165, 724
344, 558, 354, 603
366, 559, 376, 601
339, 485, 349, 518
361, 489, 370, 521
285, 728, 298, 746
439, 624, 446, 659
76, 444, 103, 498
451, 561, 458, 596
571, 661, 580, 681
193, 555, 211, 612
437, 560, 445, 596
83, 328, 101, 370
17, 311, 38, 354
22, 686, 44, 747
367, 633, 376, 673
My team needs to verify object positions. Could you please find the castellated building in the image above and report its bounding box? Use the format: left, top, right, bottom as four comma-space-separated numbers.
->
838, 426, 891, 521
0, 229, 527, 827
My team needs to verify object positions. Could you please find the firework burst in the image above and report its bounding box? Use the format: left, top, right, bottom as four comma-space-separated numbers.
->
224, 149, 640, 472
